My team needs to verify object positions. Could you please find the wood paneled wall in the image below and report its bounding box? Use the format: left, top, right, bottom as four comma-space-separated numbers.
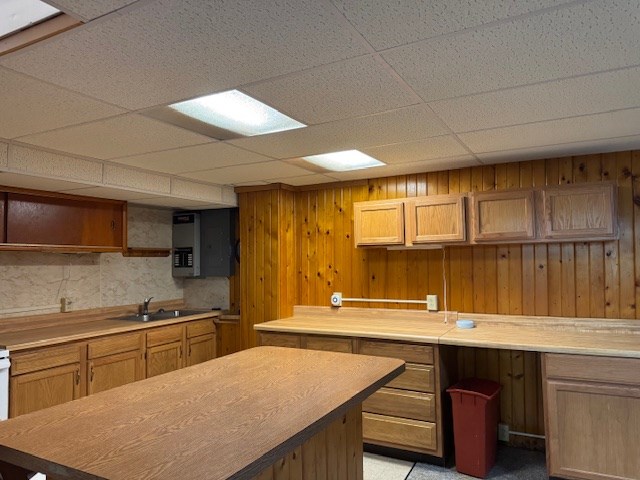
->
238, 150, 639, 439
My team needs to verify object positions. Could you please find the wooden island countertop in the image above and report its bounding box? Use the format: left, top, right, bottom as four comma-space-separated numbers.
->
0, 346, 404, 480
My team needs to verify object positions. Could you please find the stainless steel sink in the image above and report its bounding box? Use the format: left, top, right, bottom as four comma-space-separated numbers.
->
112, 309, 209, 322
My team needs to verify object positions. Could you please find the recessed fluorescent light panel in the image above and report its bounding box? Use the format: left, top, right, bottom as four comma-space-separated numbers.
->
303, 150, 385, 172
168, 90, 305, 137
0, 0, 60, 39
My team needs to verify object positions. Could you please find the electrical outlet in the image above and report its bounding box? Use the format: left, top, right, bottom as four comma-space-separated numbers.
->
426, 294, 438, 311
330, 292, 342, 307
498, 423, 509, 442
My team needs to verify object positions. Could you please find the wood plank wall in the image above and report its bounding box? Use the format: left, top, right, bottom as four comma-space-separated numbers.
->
238, 150, 639, 439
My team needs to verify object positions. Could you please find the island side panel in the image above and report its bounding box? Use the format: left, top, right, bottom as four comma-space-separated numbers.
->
251, 405, 363, 480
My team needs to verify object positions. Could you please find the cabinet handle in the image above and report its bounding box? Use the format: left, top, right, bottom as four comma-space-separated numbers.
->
75, 370, 80, 385
110, 220, 116, 230
188, 345, 192, 356
179, 346, 183, 358
90, 366, 94, 382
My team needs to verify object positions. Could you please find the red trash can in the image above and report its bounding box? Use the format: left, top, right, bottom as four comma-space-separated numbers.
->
446, 378, 501, 478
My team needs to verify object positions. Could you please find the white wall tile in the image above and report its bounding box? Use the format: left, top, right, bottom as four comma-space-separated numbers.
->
103, 164, 171, 193
8, 144, 103, 183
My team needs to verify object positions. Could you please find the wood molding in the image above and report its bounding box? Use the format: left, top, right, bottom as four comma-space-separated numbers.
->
0, 14, 82, 57
122, 247, 171, 257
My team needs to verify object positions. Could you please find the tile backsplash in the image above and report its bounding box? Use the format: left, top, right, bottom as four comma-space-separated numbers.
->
0, 205, 230, 318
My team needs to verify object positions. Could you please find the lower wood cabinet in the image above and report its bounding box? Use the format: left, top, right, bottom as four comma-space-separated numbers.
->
9, 317, 217, 418
258, 332, 451, 459
87, 332, 144, 395
10, 363, 81, 417
543, 354, 640, 480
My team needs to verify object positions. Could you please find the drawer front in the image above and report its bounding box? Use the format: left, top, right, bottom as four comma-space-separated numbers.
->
11, 343, 82, 375
258, 332, 301, 348
186, 319, 215, 338
544, 354, 640, 386
363, 388, 435, 422
88, 333, 142, 359
363, 412, 437, 453
387, 363, 435, 393
306, 335, 353, 353
146, 325, 183, 347
359, 339, 433, 364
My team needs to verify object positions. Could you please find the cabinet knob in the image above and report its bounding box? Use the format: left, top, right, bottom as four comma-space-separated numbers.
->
110, 220, 116, 231
75, 370, 80, 385
90, 366, 94, 382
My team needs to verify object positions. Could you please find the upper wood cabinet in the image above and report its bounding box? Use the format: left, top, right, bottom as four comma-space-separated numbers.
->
354, 200, 404, 246
540, 183, 616, 240
470, 189, 536, 242
354, 194, 466, 247
407, 194, 466, 244
4, 190, 126, 252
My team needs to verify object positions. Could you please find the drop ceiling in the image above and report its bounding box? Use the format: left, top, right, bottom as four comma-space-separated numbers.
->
0, 0, 639, 208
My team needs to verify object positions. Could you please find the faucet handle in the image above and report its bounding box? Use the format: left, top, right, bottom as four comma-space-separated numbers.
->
144, 296, 154, 303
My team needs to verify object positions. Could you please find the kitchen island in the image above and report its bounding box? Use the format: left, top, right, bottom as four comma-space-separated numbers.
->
0, 346, 404, 480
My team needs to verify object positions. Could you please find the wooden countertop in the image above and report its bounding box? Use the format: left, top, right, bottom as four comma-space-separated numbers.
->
255, 307, 457, 343
256, 306, 640, 358
0, 347, 404, 480
0, 301, 220, 352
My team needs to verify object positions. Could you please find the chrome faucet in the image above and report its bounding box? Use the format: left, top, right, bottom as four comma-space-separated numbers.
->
142, 297, 154, 315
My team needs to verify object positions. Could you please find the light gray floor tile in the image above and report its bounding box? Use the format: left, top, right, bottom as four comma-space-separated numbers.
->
364, 452, 415, 480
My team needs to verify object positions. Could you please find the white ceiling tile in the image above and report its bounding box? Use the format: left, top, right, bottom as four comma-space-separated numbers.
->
0, 67, 125, 139
180, 161, 315, 185
326, 155, 480, 181
221, 187, 237, 206
363, 135, 469, 164
103, 164, 171, 194
16, 114, 211, 160
110, 143, 273, 174
132, 197, 224, 209
0, 172, 91, 192
170, 178, 223, 203
1, 0, 369, 109
8, 144, 104, 183
382, 1, 640, 101
229, 104, 449, 159
268, 174, 340, 186
431, 67, 640, 132
58, 186, 160, 201
458, 108, 640, 153
330, 0, 573, 50
0, 142, 7, 168
244, 56, 420, 125
47, 0, 139, 20
476, 135, 640, 164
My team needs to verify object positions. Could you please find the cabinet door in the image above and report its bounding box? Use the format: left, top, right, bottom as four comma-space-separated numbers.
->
541, 183, 616, 240
471, 190, 535, 242
10, 364, 81, 417
0, 192, 6, 242
89, 351, 144, 395
5, 192, 125, 250
407, 195, 465, 244
216, 319, 241, 358
146, 341, 183, 378
545, 380, 640, 480
353, 200, 405, 246
186, 334, 215, 367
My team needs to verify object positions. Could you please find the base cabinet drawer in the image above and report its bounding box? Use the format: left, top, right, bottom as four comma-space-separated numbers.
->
360, 339, 433, 364
363, 412, 437, 453
258, 332, 301, 348
306, 335, 354, 353
387, 363, 435, 393
363, 387, 435, 422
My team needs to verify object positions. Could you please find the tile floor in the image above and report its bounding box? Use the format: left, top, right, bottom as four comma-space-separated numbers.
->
364, 446, 548, 480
